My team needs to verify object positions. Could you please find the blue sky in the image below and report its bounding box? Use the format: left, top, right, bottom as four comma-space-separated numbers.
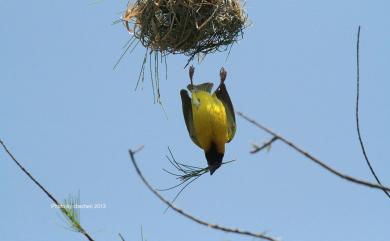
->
1, 1, 390, 241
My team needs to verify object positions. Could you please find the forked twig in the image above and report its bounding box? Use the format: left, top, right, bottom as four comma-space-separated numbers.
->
355, 26, 390, 199
251, 137, 279, 154
237, 112, 390, 193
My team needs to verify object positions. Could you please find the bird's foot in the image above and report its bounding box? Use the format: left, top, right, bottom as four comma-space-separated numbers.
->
219, 67, 227, 84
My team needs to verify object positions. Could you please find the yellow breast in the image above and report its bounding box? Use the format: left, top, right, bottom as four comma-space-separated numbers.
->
191, 91, 228, 153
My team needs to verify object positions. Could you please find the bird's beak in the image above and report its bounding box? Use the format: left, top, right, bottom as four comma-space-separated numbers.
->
205, 143, 224, 175
208, 163, 221, 175
209, 165, 217, 175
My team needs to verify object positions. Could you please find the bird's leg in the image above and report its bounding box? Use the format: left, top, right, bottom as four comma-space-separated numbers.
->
189, 65, 195, 86
220, 67, 227, 83
218, 67, 227, 89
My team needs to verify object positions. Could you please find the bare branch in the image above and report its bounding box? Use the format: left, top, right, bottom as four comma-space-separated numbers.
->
355, 26, 390, 199
0, 139, 95, 241
251, 137, 279, 154
128, 148, 279, 241
237, 112, 390, 193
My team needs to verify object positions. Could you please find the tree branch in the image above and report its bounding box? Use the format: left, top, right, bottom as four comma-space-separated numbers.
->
237, 112, 390, 193
354, 26, 390, 199
128, 148, 279, 241
0, 139, 95, 241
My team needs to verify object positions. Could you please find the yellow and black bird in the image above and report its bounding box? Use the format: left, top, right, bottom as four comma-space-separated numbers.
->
180, 66, 236, 175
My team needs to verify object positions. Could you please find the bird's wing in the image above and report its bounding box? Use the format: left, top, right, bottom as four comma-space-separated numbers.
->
215, 83, 236, 142
180, 89, 201, 147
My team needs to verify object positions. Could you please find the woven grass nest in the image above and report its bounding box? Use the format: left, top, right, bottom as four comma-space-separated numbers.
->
123, 0, 247, 62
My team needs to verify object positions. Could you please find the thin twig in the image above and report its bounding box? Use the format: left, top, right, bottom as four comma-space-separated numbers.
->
128, 148, 279, 241
251, 137, 279, 154
237, 112, 390, 192
0, 139, 95, 241
355, 26, 390, 199
118, 233, 126, 241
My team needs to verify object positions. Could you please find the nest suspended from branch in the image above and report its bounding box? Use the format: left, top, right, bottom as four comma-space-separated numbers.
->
123, 0, 247, 64
119, 0, 247, 103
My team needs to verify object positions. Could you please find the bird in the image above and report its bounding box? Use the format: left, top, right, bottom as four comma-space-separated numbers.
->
180, 66, 236, 175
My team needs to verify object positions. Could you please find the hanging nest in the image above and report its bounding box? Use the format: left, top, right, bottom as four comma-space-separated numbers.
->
123, 0, 247, 63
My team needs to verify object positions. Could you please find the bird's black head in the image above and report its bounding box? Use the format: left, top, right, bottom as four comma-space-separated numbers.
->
205, 142, 224, 175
